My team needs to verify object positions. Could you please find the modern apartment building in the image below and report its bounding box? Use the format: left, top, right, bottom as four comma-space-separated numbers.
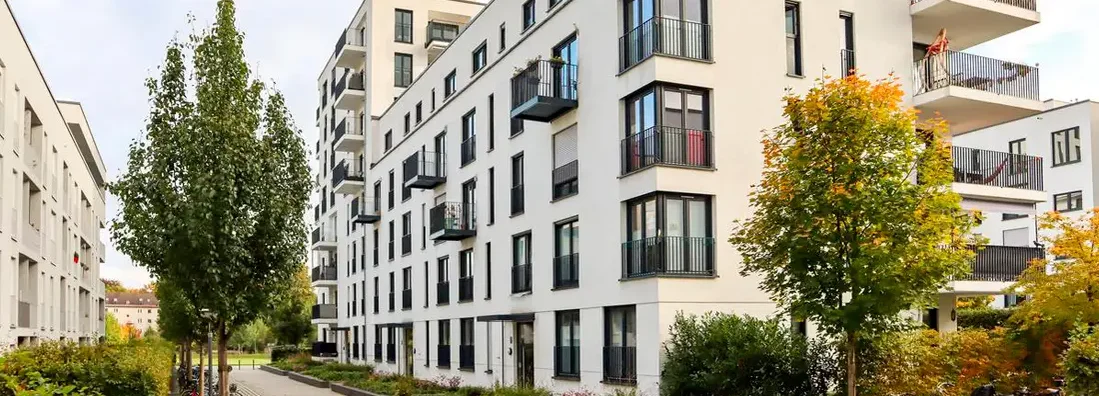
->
106, 292, 159, 332
0, 0, 109, 349
309, 0, 1046, 392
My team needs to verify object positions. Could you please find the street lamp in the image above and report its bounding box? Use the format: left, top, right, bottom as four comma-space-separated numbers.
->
199, 309, 214, 396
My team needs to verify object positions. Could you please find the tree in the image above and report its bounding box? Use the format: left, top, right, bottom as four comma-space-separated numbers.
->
1011, 209, 1099, 330
105, 313, 122, 344
229, 319, 270, 353
110, 2, 311, 394
267, 265, 314, 346
103, 279, 126, 294
729, 75, 976, 396
1063, 325, 1099, 394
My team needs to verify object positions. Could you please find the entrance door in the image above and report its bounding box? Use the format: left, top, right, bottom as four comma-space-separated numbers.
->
404, 327, 415, 376
515, 322, 535, 387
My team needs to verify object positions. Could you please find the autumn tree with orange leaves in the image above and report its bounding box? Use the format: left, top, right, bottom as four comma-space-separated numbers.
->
730, 75, 978, 396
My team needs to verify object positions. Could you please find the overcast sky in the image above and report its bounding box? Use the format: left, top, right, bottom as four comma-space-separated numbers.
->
7, 0, 1096, 287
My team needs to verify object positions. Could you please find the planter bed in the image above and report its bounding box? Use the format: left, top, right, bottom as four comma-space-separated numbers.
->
288, 371, 330, 388
259, 365, 287, 376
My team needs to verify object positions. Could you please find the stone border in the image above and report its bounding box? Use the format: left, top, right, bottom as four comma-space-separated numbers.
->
287, 371, 329, 388
258, 365, 287, 376
330, 382, 384, 396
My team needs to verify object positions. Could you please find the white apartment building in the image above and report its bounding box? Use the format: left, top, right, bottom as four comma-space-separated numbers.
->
309, 0, 1047, 392
106, 292, 159, 332
0, 0, 109, 349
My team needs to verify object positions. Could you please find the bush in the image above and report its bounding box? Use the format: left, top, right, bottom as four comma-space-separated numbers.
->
270, 345, 305, 362
1063, 326, 1099, 395
958, 307, 1015, 330
660, 312, 828, 396
0, 339, 173, 396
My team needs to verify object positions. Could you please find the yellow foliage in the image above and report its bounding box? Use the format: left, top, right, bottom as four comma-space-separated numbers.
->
1011, 208, 1099, 330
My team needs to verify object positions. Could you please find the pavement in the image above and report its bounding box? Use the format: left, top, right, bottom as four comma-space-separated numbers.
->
230, 366, 342, 396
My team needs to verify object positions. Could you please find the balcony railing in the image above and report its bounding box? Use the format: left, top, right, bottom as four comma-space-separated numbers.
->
622, 236, 715, 278
841, 49, 856, 77
458, 277, 474, 302
962, 244, 1043, 282
403, 151, 447, 189
374, 344, 382, 362
352, 196, 381, 224
437, 344, 451, 367
459, 345, 474, 369
334, 70, 365, 101
460, 136, 476, 166
553, 253, 579, 289
603, 346, 637, 385
510, 60, 579, 122
333, 29, 363, 58
430, 202, 476, 241
311, 265, 337, 282
333, 118, 363, 145
311, 304, 337, 320
511, 264, 532, 294
402, 289, 412, 310
552, 160, 579, 200
388, 292, 395, 312
952, 146, 1043, 191
555, 345, 581, 378
510, 185, 525, 215
619, 17, 712, 71
373, 295, 379, 313
437, 281, 450, 305
333, 160, 364, 187
386, 344, 396, 362
621, 126, 713, 174
312, 342, 338, 357
910, 0, 1037, 11
311, 227, 335, 245
425, 22, 459, 48
913, 50, 1038, 100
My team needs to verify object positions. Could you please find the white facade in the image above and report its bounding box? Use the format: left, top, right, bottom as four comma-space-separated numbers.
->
310, 0, 1045, 392
106, 292, 159, 332
0, 0, 109, 349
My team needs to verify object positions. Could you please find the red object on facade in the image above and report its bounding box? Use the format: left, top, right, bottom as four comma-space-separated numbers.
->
73, 252, 79, 264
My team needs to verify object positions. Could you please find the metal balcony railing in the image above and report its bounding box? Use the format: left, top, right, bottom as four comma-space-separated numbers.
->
425, 22, 459, 48
311, 304, 337, 319
311, 265, 337, 282
402, 289, 412, 310
511, 60, 578, 109
333, 118, 363, 143
388, 292, 395, 312
386, 344, 396, 362
437, 344, 451, 367
334, 29, 363, 57
622, 236, 715, 278
401, 234, 412, 255
952, 146, 1043, 191
553, 253, 579, 289
458, 277, 474, 302
333, 70, 365, 99
430, 202, 476, 236
603, 346, 637, 384
910, 0, 1037, 11
619, 17, 712, 71
621, 126, 713, 174
459, 345, 474, 369
511, 263, 532, 293
552, 160, 579, 199
962, 245, 1043, 282
913, 50, 1038, 100
333, 159, 364, 186
403, 151, 447, 187
841, 49, 856, 77
510, 185, 525, 215
437, 281, 450, 305
312, 342, 337, 357
460, 136, 476, 166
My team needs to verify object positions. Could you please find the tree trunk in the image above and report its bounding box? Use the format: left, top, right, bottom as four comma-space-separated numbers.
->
183, 342, 193, 383
846, 330, 858, 396
197, 342, 205, 396
218, 321, 230, 396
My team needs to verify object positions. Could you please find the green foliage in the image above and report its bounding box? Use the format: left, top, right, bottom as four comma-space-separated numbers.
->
1063, 326, 1099, 395
103, 313, 121, 345
269, 345, 306, 362
274, 361, 552, 396
228, 319, 271, 353
957, 307, 1015, 330
661, 312, 829, 396
0, 340, 173, 396
266, 266, 314, 346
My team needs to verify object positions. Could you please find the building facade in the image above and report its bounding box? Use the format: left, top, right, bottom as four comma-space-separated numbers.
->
106, 292, 159, 333
310, 0, 1047, 392
0, 0, 109, 348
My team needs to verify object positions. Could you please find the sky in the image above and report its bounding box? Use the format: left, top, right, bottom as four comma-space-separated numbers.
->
6, 0, 1097, 288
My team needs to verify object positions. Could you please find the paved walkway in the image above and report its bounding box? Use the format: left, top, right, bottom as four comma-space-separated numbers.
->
230, 367, 341, 396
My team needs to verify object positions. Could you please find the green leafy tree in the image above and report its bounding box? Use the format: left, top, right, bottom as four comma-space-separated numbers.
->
109, 1, 311, 394
102, 279, 126, 294
267, 266, 314, 346
229, 320, 270, 353
729, 75, 976, 396
1063, 325, 1099, 394
104, 313, 122, 344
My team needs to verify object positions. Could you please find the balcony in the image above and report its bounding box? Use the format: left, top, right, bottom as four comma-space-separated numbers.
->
334, 70, 365, 110
553, 253, 579, 289
621, 126, 714, 175
511, 264, 532, 294
334, 29, 366, 69
913, 51, 1042, 133
437, 345, 451, 367
619, 17, 712, 71
311, 227, 337, 251
458, 277, 474, 302
312, 342, 338, 358
333, 118, 364, 153
430, 202, 476, 241
351, 196, 381, 224
552, 161, 578, 200
603, 346, 637, 385
403, 151, 447, 189
333, 160, 365, 195
425, 22, 459, 63
622, 236, 715, 279
510, 60, 578, 122
962, 244, 1042, 282
311, 304, 337, 323
402, 289, 412, 310
437, 281, 450, 305
311, 265, 338, 286
911, 0, 1040, 51
952, 146, 1046, 204
459, 345, 474, 370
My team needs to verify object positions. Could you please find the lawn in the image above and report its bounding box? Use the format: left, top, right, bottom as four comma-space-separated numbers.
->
183, 352, 271, 367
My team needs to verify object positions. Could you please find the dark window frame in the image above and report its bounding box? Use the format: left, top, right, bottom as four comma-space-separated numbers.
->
499, 23, 507, 53
472, 41, 488, 74
1051, 127, 1082, 167
395, 53, 413, 87
785, 1, 803, 76
1054, 190, 1084, 213
522, 0, 537, 31
511, 153, 525, 216
444, 70, 458, 99
395, 9, 414, 43
555, 309, 580, 378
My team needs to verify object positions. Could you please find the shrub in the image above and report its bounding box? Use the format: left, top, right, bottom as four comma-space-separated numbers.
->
958, 307, 1015, 330
1062, 326, 1099, 395
270, 345, 306, 362
660, 312, 827, 396
0, 339, 173, 396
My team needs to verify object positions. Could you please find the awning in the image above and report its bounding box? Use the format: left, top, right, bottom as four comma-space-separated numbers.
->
476, 313, 535, 322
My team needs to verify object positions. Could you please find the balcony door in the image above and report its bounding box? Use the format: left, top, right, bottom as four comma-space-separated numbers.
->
625, 88, 658, 169
515, 322, 535, 387
462, 180, 476, 230
658, 0, 707, 58
623, 0, 655, 65
663, 195, 710, 272
552, 35, 578, 100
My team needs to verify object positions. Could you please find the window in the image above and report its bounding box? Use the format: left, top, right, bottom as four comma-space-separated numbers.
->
438, 320, 451, 367
556, 310, 580, 377
388, 272, 396, 312
1054, 191, 1084, 213
404, 113, 411, 135
511, 118, 524, 137
549, 0, 563, 9
459, 248, 474, 302
388, 220, 395, 261
552, 125, 579, 199
511, 154, 525, 215
1002, 213, 1028, 221
488, 95, 495, 151
461, 110, 477, 166
603, 306, 636, 384
840, 12, 855, 76
554, 219, 579, 289
785, 2, 802, 76
444, 70, 457, 98
388, 170, 395, 209
623, 84, 711, 173
1052, 127, 1081, 166
402, 212, 412, 256
624, 192, 714, 277
386, 327, 397, 362
485, 242, 493, 299
1008, 138, 1028, 175
395, 9, 413, 43
488, 168, 496, 225
522, 0, 537, 30
373, 229, 380, 267
459, 318, 475, 369
395, 53, 413, 87
438, 255, 451, 305
374, 325, 382, 361
402, 267, 413, 310
415, 102, 423, 124
384, 130, 393, 151
472, 42, 488, 74
431, 89, 437, 111
512, 232, 532, 293
499, 23, 507, 52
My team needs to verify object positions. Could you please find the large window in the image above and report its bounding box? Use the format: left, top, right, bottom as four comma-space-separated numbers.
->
384, 130, 393, 151
461, 110, 477, 166
402, 266, 413, 310
840, 12, 855, 76
624, 192, 714, 277
438, 320, 451, 367
555, 310, 580, 378
512, 232, 532, 293
1052, 127, 1081, 166
395, 9, 413, 43
511, 154, 525, 215
395, 53, 413, 87
472, 42, 488, 74
554, 219, 579, 289
388, 220, 395, 261
522, 0, 537, 30
1008, 138, 1028, 175
785, 2, 802, 76
459, 318, 475, 369
437, 256, 450, 305
401, 212, 412, 256
552, 125, 579, 199
623, 84, 711, 173
459, 248, 474, 302
444, 70, 457, 98
1054, 191, 1083, 213
621, 0, 710, 69
388, 170, 395, 209
603, 306, 636, 384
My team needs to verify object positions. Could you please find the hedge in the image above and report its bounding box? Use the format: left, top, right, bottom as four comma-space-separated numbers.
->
957, 307, 1015, 330
0, 339, 173, 396
271, 345, 308, 362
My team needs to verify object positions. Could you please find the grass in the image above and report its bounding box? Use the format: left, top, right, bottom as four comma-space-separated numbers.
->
182, 351, 271, 366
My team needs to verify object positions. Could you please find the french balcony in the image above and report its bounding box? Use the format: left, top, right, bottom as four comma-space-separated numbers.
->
459, 345, 474, 370
437, 345, 451, 367
311, 265, 338, 286
333, 118, 364, 153
311, 227, 337, 251
333, 159, 364, 195
457, 277, 474, 302
952, 146, 1046, 204
911, 0, 1040, 51
425, 22, 459, 63
602, 346, 638, 385
334, 29, 366, 69
552, 160, 579, 200
460, 136, 476, 166
511, 263, 532, 294
622, 236, 715, 279
510, 60, 578, 123
403, 151, 447, 189
620, 126, 714, 175
334, 70, 365, 110
553, 253, 579, 289
913, 51, 1042, 134
401, 234, 412, 256
312, 342, 338, 358
374, 344, 382, 362
619, 17, 712, 71
430, 202, 476, 241
311, 304, 337, 323
388, 292, 395, 312
386, 344, 396, 363
437, 281, 450, 305
402, 289, 412, 310
351, 196, 381, 224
